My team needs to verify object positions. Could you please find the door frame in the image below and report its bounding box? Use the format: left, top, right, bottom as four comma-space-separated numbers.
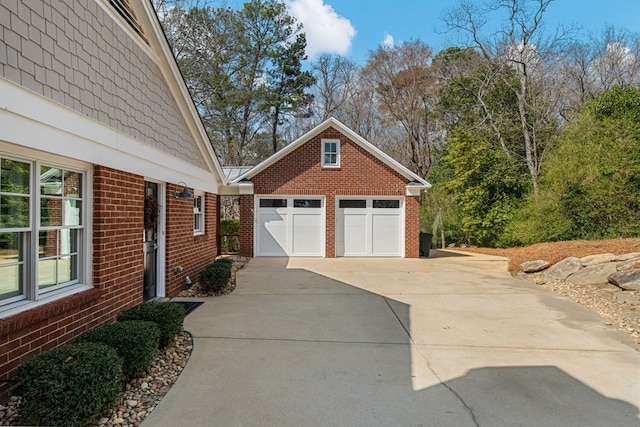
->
143, 179, 166, 298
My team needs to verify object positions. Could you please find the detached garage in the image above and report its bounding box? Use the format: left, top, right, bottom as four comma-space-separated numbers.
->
229, 118, 431, 258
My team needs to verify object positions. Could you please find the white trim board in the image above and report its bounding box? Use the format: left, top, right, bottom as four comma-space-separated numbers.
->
0, 78, 219, 193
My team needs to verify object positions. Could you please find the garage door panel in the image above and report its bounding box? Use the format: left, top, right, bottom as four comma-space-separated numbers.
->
256, 198, 324, 257
372, 214, 401, 255
343, 213, 368, 255
337, 198, 403, 257
292, 212, 324, 255
257, 210, 288, 256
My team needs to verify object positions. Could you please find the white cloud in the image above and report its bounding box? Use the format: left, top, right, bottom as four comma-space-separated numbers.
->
285, 0, 356, 59
382, 32, 394, 48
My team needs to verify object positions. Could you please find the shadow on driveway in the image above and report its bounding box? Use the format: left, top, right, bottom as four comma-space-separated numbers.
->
151, 256, 640, 427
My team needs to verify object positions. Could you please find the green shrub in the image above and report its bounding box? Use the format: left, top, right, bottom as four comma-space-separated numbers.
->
117, 302, 185, 348
220, 219, 239, 235
75, 320, 160, 379
17, 342, 123, 427
200, 259, 232, 293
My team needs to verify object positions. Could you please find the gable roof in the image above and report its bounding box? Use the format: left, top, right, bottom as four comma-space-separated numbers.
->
229, 117, 431, 188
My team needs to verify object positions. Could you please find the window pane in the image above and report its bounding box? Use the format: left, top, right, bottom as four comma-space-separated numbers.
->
0, 264, 22, 300
373, 200, 400, 209
294, 199, 321, 208
0, 232, 22, 265
58, 254, 78, 283
41, 197, 62, 226
0, 195, 29, 228
339, 200, 366, 208
325, 142, 336, 153
1, 159, 30, 194
194, 195, 202, 213
38, 258, 57, 290
324, 153, 337, 165
63, 171, 82, 198
40, 166, 63, 195
60, 229, 78, 254
39, 230, 58, 258
259, 199, 287, 208
64, 199, 82, 226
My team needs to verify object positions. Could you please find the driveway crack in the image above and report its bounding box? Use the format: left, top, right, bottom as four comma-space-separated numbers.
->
383, 296, 480, 426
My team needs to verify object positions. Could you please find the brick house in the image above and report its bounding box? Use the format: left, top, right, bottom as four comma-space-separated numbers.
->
0, 0, 226, 380
228, 118, 431, 258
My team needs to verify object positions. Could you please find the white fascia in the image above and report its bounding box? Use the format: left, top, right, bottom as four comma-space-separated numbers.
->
0, 78, 219, 193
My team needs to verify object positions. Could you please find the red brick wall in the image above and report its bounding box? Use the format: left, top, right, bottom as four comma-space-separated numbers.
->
241, 126, 420, 257
165, 188, 219, 297
239, 194, 254, 257
0, 166, 144, 380
0, 167, 220, 380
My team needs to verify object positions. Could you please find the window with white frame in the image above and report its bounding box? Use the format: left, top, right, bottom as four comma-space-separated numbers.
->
0, 156, 86, 309
321, 139, 340, 167
194, 192, 204, 234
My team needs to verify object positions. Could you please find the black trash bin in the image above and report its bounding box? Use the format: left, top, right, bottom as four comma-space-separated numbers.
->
419, 232, 433, 257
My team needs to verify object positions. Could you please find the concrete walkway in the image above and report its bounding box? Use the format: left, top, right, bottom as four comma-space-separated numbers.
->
143, 251, 640, 426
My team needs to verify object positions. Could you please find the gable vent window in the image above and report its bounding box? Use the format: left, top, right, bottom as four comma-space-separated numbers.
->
110, 0, 148, 44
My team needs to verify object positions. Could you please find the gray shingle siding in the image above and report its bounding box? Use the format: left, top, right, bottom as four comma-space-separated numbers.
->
1, 0, 207, 169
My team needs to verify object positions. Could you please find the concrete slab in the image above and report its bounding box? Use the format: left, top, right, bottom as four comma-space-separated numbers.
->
183, 294, 409, 344
144, 255, 640, 427
143, 339, 475, 427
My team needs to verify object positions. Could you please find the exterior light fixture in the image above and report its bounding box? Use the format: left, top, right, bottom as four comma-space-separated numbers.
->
174, 182, 193, 199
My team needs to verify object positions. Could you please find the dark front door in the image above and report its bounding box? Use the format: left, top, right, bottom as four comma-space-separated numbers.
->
143, 182, 158, 301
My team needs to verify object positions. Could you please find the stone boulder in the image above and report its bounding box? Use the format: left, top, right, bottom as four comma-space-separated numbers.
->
543, 256, 583, 280
566, 263, 618, 286
579, 253, 616, 266
520, 260, 550, 273
608, 270, 640, 291
616, 252, 640, 261
617, 258, 640, 272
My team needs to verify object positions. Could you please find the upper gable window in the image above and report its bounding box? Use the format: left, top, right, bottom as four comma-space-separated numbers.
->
321, 139, 340, 168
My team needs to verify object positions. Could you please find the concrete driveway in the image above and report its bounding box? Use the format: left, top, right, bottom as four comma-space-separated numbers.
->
143, 251, 640, 426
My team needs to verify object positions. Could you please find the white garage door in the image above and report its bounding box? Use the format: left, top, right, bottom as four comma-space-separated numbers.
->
336, 198, 404, 257
256, 197, 325, 257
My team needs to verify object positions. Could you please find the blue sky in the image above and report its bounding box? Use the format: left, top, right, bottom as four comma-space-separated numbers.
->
276, 0, 640, 64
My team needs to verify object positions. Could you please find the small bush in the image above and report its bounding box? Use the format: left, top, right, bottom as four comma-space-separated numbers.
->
220, 219, 239, 235
17, 342, 123, 427
200, 259, 232, 293
117, 302, 186, 348
75, 320, 160, 380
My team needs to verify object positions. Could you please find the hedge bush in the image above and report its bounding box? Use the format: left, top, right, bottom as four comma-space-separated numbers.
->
200, 259, 232, 293
17, 342, 123, 427
75, 320, 160, 380
117, 302, 186, 348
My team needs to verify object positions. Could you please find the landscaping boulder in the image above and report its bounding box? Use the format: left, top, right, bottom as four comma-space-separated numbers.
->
520, 260, 550, 273
616, 252, 640, 262
579, 253, 616, 266
566, 263, 618, 286
617, 258, 640, 272
543, 257, 582, 280
609, 270, 640, 291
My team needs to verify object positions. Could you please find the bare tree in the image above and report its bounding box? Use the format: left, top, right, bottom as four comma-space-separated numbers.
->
360, 40, 438, 177
310, 54, 359, 121
443, 0, 572, 192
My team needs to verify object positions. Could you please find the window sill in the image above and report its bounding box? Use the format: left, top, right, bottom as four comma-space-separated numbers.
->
0, 285, 100, 336
321, 166, 341, 170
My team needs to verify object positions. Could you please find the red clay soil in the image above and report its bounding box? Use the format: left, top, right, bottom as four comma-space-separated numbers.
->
456, 238, 640, 272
